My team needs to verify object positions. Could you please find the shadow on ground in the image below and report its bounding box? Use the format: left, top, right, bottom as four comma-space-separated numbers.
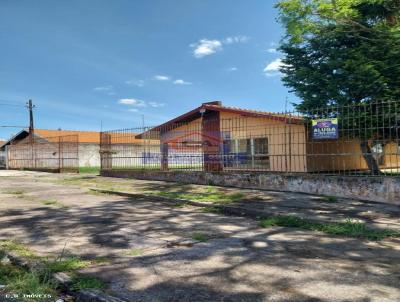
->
0, 172, 399, 301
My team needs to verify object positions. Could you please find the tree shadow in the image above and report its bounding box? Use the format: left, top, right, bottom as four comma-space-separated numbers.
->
0, 189, 399, 301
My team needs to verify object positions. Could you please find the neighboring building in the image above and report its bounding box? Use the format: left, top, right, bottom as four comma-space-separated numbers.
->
0, 129, 102, 168
0, 141, 6, 168
138, 101, 400, 173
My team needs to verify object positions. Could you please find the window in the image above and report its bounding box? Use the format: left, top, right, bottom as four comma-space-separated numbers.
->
253, 137, 269, 169
237, 139, 251, 154
222, 137, 270, 169
254, 137, 268, 155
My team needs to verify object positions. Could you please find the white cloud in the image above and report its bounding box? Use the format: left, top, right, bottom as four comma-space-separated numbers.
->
118, 98, 165, 109
191, 39, 223, 58
118, 98, 146, 107
228, 67, 238, 71
148, 102, 165, 108
125, 79, 145, 87
173, 79, 192, 85
267, 48, 278, 53
154, 75, 170, 81
191, 35, 248, 59
93, 85, 113, 92
263, 58, 286, 77
224, 35, 249, 44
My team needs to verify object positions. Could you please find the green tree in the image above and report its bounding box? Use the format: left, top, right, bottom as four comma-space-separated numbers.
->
277, 0, 400, 174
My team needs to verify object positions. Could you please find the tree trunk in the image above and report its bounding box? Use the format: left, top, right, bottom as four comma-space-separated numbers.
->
360, 140, 381, 175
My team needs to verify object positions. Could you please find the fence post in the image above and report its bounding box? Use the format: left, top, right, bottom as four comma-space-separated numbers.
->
5, 145, 9, 170
161, 143, 169, 171
58, 136, 61, 172
100, 133, 112, 170
202, 111, 222, 172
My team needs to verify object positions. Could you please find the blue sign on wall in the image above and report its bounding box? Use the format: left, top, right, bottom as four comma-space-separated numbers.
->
312, 118, 338, 139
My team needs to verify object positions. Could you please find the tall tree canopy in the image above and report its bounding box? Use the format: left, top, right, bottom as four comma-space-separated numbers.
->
276, 0, 400, 174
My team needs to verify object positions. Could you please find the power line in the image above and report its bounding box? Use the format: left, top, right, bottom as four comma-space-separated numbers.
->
0, 125, 27, 128
0, 102, 26, 107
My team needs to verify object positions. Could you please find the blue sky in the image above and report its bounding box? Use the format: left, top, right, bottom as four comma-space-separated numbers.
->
0, 0, 295, 140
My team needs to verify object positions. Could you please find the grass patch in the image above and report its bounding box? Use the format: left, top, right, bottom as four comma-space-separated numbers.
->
0, 242, 57, 301
87, 188, 115, 196
4, 189, 25, 195
154, 189, 245, 204
172, 202, 190, 208
70, 274, 105, 290
45, 256, 92, 273
0, 240, 38, 260
0, 263, 57, 302
259, 215, 400, 241
192, 233, 209, 242
325, 196, 338, 202
40, 199, 67, 208
201, 206, 222, 214
90, 256, 111, 265
121, 248, 143, 257
0, 241, 107, 298
79, 167, 100, 174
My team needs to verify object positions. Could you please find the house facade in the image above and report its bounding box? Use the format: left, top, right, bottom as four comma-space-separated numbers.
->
139, 101, 399, 174
141, 101, 308, 172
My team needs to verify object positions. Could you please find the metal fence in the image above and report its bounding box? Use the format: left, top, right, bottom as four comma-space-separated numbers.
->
8, 134, 79, 173
100, 100, 400, 177
0, 151, 6, 169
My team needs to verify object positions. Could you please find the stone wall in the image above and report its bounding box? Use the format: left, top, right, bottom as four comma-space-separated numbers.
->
101, 170, 400, 205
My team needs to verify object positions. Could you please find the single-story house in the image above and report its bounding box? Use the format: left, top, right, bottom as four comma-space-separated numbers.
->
137, 101, 400, 173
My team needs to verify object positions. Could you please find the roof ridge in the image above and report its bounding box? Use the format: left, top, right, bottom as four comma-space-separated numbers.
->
204, 104, 291, 116
35, 129, 101, 133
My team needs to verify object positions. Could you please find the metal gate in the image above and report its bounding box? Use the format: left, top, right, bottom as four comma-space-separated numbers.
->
8, 134, 79, 173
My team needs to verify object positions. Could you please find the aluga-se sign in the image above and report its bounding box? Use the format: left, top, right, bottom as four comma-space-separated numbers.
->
312, 118, 339, 139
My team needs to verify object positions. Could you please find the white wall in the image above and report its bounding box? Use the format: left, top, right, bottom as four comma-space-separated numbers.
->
79, 144, 100, 167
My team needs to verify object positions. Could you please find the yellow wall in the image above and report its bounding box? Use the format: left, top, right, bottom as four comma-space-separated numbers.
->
383, 142, 400, 169
160, 112, 308, 172
306, 139, 400, 172
160, 119, 202, 144
306, 138, 369, 172
220, 112, 307, 172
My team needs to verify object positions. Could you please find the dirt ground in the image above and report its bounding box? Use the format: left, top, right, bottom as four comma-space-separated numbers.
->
0, 170, 399, 302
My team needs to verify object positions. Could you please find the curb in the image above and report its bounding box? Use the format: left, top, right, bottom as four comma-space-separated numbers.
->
0, 251, 127, 302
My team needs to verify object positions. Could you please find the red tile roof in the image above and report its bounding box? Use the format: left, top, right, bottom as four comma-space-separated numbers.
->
34, 129, 101, 143
34, 129, 149, 144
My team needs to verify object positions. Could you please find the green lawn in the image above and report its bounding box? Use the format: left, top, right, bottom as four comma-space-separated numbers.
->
79, 166, 101, 174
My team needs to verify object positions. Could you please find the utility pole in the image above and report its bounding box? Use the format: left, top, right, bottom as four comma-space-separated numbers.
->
26, 100, 35, 168
26, 99, 35, 142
